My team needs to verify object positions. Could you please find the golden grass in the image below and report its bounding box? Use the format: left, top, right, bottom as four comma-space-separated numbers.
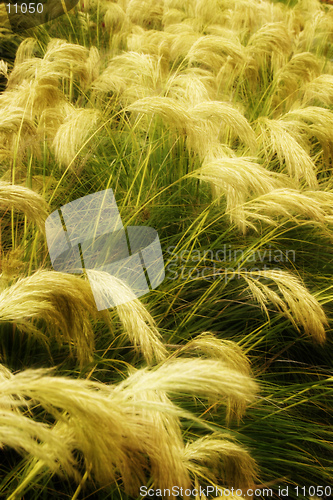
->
172, 332, 253, 422
231, 188, 333, 233
0, 0, 332, 495
86, 269, 167, 364
242, 269, 327, 344
0, 271, 98, 365
183, 435, 257, 490
257, 117, 318, 188
0, 356, 258, 494
52, 107, 101, 166
302, 74, 333, 106
0, 181, 49, 232
189, 156, 288, 232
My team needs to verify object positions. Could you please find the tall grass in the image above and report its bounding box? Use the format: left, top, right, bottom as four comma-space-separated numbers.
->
0, 0, 332, 498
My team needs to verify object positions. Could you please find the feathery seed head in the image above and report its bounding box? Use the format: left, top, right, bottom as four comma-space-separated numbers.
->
0, 360, 257, 494
183, 434, 257, 489
189, 156, 286, 232
189, 101, 257, 154
243, 269, 327, 344
0, 271, 99, 366
302, 74, 333, 106
86, 269, 167, 364
257, 117, 318, 188
0, 181, 49, 233
187, 35, 247, 73
52, 107, 101, 167
0, 60, 8, 79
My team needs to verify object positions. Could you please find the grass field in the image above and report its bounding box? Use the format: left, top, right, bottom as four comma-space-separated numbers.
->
0, 0, 332, 499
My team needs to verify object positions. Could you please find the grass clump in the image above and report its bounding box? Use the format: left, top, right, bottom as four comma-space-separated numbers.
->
0, 0, 332, 498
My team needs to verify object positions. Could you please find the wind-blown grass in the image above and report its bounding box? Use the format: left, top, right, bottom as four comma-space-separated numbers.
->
0, 356, 258, 498
0, 0, 332, 498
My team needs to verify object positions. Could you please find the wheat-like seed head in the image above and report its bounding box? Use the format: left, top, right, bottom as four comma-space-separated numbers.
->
120, 388, 191, 492
186, 35, 247, 73
295, 4, 333, 53
282, 106, 333, 158
80, 46, 101, 88
127, 95, 192, 130
127, 29, 173, 61
115, 358, 258, 410
247, 21, 292, 57
0, 60, 8, 79
37, 101, 74, 138
229, 188, 333, 234
126, 0, 164, 29
174, 332, 253, 422
272, 52, 321, 112
188, 101, 257, 154
193, 0, 225, 24
103, 2, 128, 33
92, 52, 167, 101
0, 105, 36, 141
177, 332, 251, 376
166, 72, 213, 106
169, 31, 201, 60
